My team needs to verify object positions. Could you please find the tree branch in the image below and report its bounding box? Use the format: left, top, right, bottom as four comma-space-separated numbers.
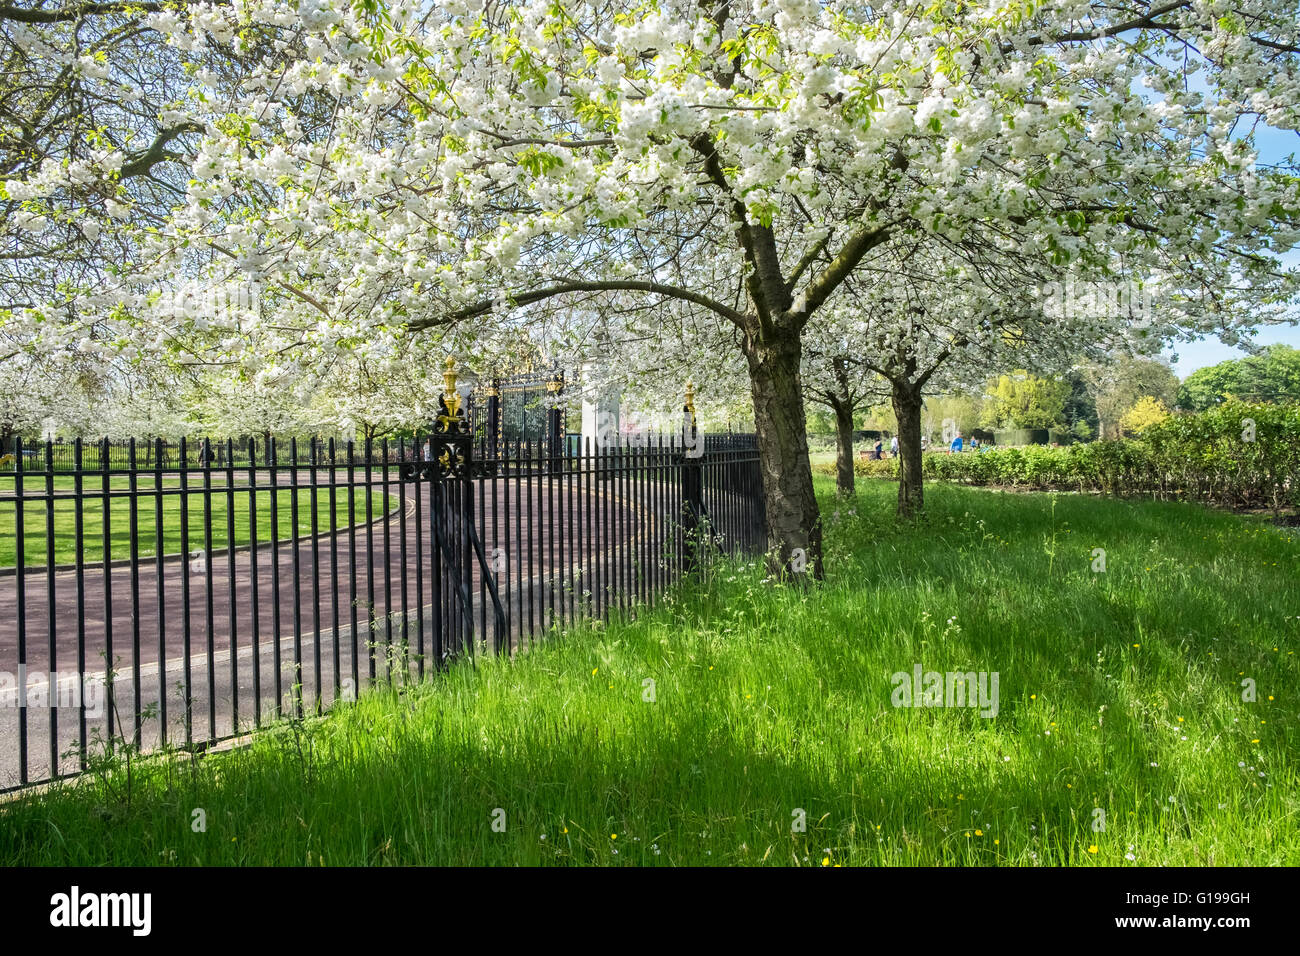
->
209, 242, 333, 319
787, 230, 831, 293
689, 131, 786, 334
118, 122, 203, 179
407, 278, 749, 331
796, 223, 894, 324
1008, 1, 1192, 52
0, 0, 203, 23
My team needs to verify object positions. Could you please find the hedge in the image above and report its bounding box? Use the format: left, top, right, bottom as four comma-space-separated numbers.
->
819, 400, 1300, 512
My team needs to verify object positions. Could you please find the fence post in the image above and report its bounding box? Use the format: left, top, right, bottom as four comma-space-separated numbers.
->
546, 371, 564, 474
487, 378, 500, 460
680, 381, 704, 572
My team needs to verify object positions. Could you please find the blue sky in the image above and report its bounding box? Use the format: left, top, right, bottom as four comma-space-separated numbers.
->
1164, 321, 1300, 378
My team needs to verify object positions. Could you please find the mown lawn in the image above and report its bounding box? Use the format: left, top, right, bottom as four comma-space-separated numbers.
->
0, 476, 398, 568
1, 477, 1295, 865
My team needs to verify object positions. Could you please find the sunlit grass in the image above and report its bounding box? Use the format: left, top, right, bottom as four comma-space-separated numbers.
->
1, 478, 1295, 865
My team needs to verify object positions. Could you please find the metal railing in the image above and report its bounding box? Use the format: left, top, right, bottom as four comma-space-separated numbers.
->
0, 432, 765, 790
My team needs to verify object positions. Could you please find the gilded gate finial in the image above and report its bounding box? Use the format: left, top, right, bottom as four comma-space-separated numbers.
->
684, 379, 697, 427
442, 357, 461, 419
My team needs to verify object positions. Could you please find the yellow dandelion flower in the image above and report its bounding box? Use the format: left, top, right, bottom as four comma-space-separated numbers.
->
975, 829, 983, 836
1087, 845, 1098, 854
821, 857, 830, 867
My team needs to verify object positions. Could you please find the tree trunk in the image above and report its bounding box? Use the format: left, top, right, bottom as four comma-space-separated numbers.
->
745, 335, 823, 581
892, 380, 924, 518
831, 397, 855, 497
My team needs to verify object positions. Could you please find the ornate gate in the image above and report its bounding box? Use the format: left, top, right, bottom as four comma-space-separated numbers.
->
401, 361, 508, 662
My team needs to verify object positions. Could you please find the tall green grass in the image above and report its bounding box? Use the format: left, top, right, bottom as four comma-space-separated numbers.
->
2, 478, 1295, 866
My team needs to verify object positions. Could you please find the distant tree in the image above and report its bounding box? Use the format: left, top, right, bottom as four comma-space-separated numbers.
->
861, 403, 900, 438
0, 342, 104, 444
1080, 357, 1179, 439
1120, 396, 1171, 435
803, 350, 885, 496
923, 394, 982, 444
1176, 345, 1300, 411
1062, 370, 1100, 440
980, 372, 1069, 431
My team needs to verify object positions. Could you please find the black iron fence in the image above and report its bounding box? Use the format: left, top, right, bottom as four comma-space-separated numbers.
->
0, 431, 764, 790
